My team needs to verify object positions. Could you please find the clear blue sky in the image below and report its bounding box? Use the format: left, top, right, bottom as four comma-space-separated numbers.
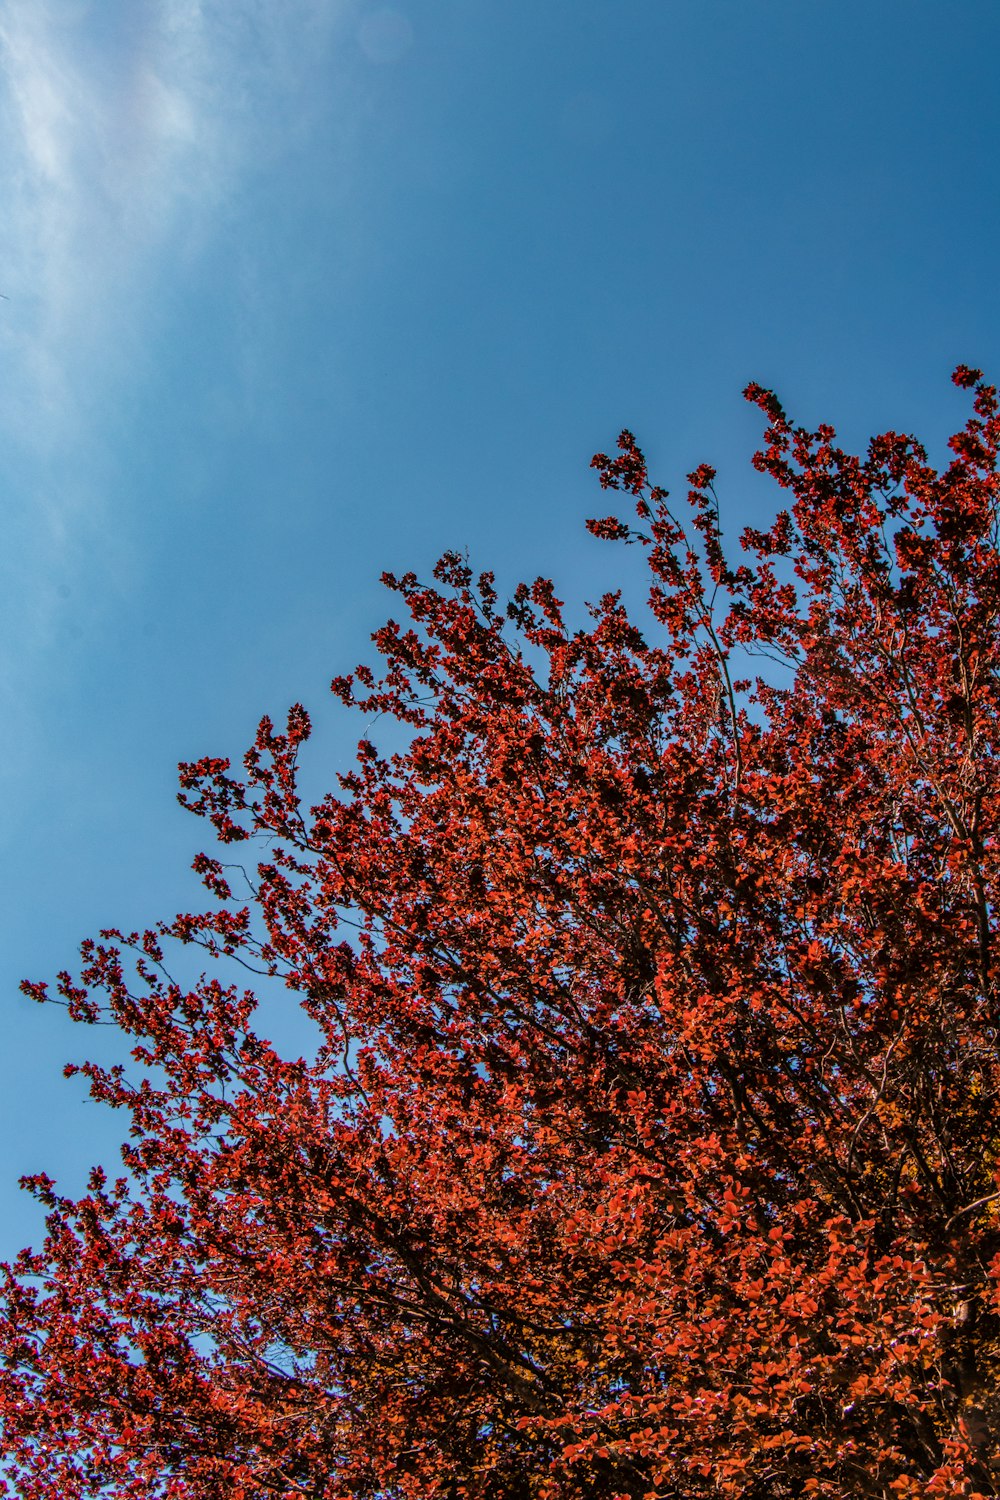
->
1, 0, 998, 1258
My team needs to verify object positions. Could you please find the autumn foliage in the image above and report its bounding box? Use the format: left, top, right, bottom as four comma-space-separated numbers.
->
6, 369, 1000, 1497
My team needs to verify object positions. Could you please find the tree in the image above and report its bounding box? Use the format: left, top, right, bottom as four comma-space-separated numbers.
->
4, 369, 1000, 1499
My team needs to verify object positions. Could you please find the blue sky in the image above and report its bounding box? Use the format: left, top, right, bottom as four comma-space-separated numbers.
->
2, 0, 999, 1257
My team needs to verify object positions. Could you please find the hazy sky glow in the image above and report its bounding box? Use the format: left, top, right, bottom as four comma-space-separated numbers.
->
0, 0, 353, 688
3, 0, 1000, 1257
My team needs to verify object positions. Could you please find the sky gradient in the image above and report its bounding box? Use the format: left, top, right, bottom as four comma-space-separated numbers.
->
3, 0, 1000, 1258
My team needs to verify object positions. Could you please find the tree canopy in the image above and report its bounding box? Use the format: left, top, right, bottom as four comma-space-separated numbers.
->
5, 369, 1000, 1497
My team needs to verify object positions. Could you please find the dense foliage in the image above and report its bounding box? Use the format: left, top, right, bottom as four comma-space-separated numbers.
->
5, 369, 1000, 1497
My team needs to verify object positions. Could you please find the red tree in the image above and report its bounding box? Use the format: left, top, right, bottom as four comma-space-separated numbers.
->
4, 369, 1000, 1498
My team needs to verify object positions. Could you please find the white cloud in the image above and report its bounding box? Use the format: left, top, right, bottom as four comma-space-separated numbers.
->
0, 0, 358, 771
0, 0, 354, 444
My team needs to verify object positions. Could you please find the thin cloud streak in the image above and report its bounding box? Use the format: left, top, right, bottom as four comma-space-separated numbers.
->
0, 0, 353, 446
0, 0, 356, 748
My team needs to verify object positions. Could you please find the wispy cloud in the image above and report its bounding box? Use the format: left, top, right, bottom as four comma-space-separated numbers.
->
0, 0, 360, 787
0, 0, 353, 446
